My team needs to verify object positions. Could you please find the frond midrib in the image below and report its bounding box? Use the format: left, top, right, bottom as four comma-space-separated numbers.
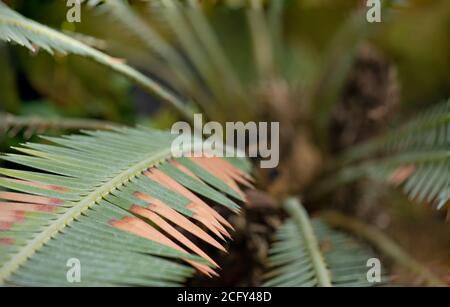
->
283, 198, 332, 287
0, 15, 88, 52
0, 147, 173, 283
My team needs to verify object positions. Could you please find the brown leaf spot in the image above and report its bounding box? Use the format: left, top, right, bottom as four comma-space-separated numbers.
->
388, 164, 416, 186
0, 192, 63, 206
0, 238, 14, 245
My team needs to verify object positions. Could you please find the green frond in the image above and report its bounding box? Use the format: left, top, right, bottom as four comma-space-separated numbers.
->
344, 99, 450, 161
0, 113, 118, 139
264, 198, 381, 287
85, 0, 207, 108
325, 99, 449, 210
0, 2, 194, 121
0, 127, 252, 286
88, 0, 260, 119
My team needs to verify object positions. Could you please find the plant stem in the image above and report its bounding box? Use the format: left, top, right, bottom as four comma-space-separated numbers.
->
284, 198, 332, 287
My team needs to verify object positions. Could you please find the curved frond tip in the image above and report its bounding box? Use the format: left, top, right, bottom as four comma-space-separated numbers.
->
0, 127, 252, 286
0, 2, 194, 121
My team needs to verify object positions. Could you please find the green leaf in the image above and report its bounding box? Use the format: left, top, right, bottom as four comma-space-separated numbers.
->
0, 127, 251, 286
323, 98, 450, 210
0, 2, 194, 121
264, 198, 381, 287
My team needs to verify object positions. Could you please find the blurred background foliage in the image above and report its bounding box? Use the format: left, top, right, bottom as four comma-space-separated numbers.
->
1, 0, 448, 122
0, 0, 449, 286
1, 0, 449, 178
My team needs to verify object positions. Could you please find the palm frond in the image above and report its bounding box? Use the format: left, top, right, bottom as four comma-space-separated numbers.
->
85, 0, 210, 110
264, 198, 381, 287
0, 127, 252, 286
320, 211, 445, 286
343, 98, 450, 161
92, 0, 269, 120
0, 113, 118, 139
322, 99, 449, 210
0, 2, 194, 121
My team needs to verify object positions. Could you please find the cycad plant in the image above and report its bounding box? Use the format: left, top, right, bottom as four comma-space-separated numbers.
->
0, 127, 252, 286
0, 0, 449, 287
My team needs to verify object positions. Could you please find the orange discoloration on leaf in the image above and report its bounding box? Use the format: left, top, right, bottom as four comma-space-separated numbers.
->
0, 210, 25, 223
110, 216, 216, 276
6, 179, 67, 192
216, 157, 253, 180
30, 44, 39, 53
130, 205, 219, 268
133, 191, 226, 252
140, 169, 230, 239
209, 157, 254, 187
162, 166, 233, 228
158, 165, 234, 230
0, 238, 14, 245
186, 202, 234, 231
108, 56, 127, 65
388, 164, 416, 186
171, 160, 202, 182
0, 202, 55, 212
111, 216, 178, 249
146, 168, 233, 232
187, 262, 217, 277
0, 192, 62, 206
187, 206, 230, 239
196, 158, 244, 185
189, 157, 247, 200
206, 158, 253, 188
0, 222, 12, 230
192, 214, 227, 240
